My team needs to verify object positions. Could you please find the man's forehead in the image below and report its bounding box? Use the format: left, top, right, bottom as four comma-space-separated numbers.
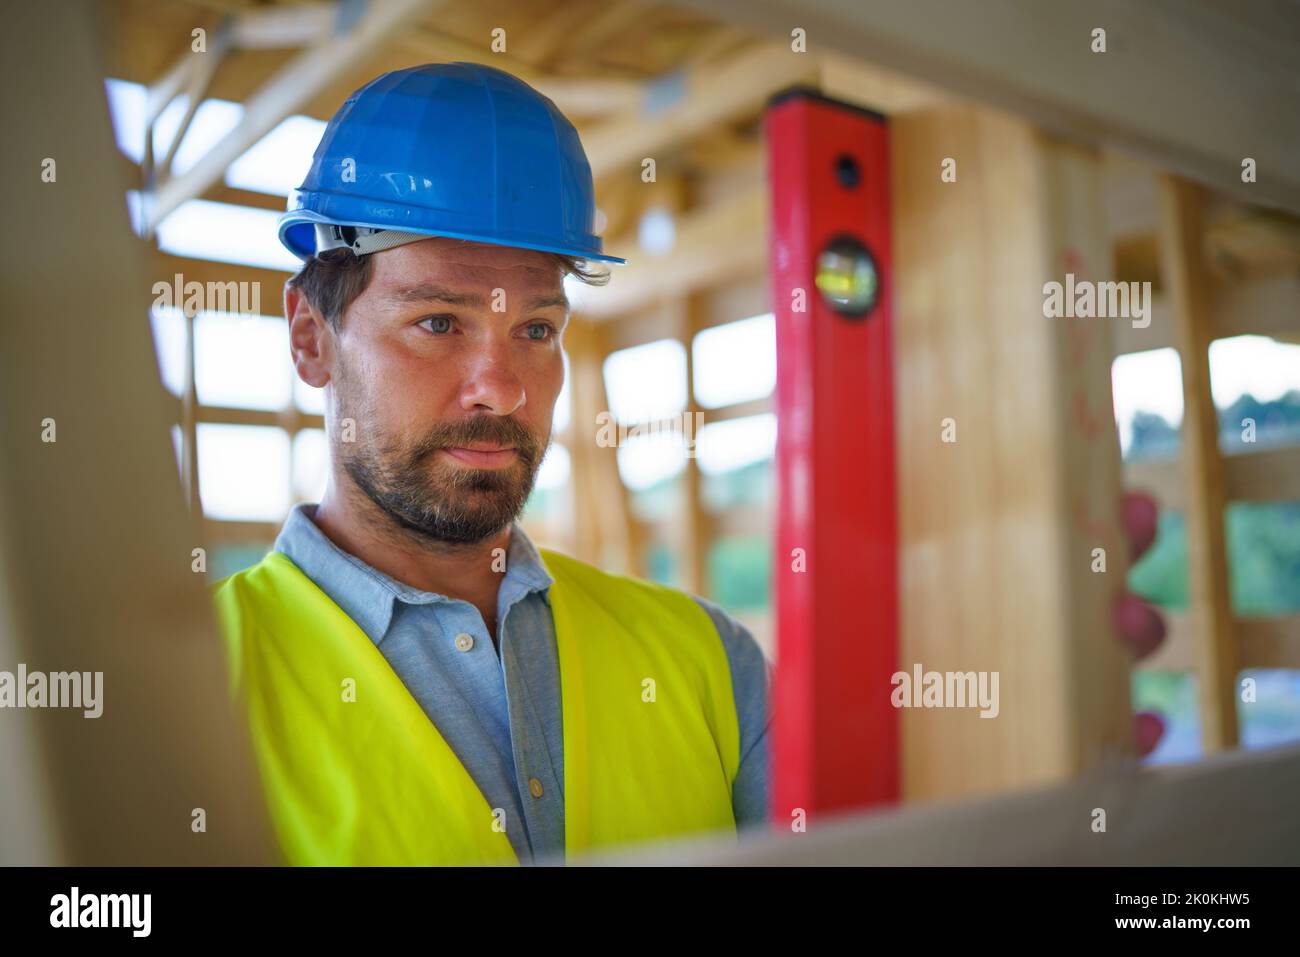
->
371, 237, 568, 310
382, 281, 569, 313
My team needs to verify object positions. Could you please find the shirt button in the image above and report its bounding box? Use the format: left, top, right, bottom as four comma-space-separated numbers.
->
528, 777, 544, 798
453, 633, 475, 652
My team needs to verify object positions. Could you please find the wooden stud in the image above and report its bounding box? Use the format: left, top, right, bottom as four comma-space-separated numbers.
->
892, 106, 1134, 801
1157, 175, 1240, 751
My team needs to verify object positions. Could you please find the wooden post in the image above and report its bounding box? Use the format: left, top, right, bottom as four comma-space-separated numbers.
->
565, 317, 640, 575
1157, 175, 1240, 751
0, 0, 271, 863
677, 294, 712, 597
892, 106, 1135, 801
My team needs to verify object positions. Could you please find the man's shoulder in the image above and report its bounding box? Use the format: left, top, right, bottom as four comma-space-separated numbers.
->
207, 550, 300, 617
689, 595, 770, 683
537, 547, 767, 667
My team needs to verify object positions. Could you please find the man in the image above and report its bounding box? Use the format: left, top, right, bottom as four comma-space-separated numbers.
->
212, 62, 770, 866
213, 61, 1168, 867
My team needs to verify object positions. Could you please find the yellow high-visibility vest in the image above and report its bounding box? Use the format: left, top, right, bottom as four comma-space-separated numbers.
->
211, 546, 740, 865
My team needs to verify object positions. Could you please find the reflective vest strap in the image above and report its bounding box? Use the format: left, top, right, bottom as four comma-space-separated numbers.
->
539, 547, 741, 856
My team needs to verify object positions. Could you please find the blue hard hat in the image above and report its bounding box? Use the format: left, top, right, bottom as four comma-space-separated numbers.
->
278, 62, 626, 264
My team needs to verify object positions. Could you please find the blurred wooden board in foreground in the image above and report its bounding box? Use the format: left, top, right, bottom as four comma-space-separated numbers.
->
580, 742, 1300, 866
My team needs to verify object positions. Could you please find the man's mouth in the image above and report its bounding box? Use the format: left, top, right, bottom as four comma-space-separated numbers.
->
440, 444, 520, 469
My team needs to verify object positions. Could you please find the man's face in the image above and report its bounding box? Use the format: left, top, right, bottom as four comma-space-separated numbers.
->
322, 237, 567, 545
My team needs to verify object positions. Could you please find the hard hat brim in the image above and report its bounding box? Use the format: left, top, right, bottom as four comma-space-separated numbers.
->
279, 210, 628, 265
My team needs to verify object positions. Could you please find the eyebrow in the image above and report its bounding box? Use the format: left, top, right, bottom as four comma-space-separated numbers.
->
388, 282, 570, 313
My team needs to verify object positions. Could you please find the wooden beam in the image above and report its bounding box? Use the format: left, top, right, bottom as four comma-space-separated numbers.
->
683, 25, 752, 68
145, 0, 437, 232
678, 0, 1300, 215
679, 298, 712, 596
203, 184, 288, 212
892, 106, 1134, 802
586, 741, 1300, 865
1109, 293, 1172, 355
584, 188, 766, 318
1213, 274, 1300, 344
563, 0, 654, 59
1158, 175, 1239, 751
1125, 445, 1300, 511
227, 3, 335, 50
1112, 275, 1300, 355
704, 397, 771, 425
581, 43, 820, 180
151, 17, 231, 188
564, 318, 640, 574
0, 0, 271, 864
153, 253, 293, 311
817, 53, 949, 115
397, 26, 643, 117
1204, 206, 1300, 278
1140, 613, 1300, 672
195, 406, 325, 431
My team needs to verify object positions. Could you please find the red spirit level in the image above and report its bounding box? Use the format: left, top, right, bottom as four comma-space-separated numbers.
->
764, 87, 899, 822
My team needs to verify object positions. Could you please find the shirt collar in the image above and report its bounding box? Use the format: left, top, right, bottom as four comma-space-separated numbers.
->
272, 502, 554, 645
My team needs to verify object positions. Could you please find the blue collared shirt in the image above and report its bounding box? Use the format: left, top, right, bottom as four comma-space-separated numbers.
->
271, 502, 772, 864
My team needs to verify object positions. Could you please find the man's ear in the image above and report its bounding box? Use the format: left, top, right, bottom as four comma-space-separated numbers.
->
285, 281, 333, 389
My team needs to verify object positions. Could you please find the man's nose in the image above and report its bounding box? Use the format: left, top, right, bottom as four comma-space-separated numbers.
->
456, 344, 526, 416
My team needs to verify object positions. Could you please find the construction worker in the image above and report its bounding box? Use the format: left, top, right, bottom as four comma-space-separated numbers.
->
212, 61, 1168, 867
211, 62, 770, 866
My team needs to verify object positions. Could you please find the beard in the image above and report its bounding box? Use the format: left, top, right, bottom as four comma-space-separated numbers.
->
333, 372, 547, 546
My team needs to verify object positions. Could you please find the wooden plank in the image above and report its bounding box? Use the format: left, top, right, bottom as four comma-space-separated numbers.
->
586, 188, 766, 319
679, 293, 711, 597
1212, 274, 1300, 342
564, 318, 640, 574
397, 26, 643, 117
678, 0, 1300, 215
892, 106, 1134, 802
1205, 207, 1300, 278
817, 53, 949, 115
1110, 294, 1173, 354
660, 176, 711, 597
153, 253, 293, 310
194, 406, 325, 431
584, 741, 1300, 866
1140, 613, 1300, 672
1157, 175, 1239, 750
0, 0, 271, 864
580, 43, 820, 180
1125, 446, 1300, 511
1112, 274, 1300, 355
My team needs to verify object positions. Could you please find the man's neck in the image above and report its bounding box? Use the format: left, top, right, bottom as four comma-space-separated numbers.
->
311, 480, 509, 637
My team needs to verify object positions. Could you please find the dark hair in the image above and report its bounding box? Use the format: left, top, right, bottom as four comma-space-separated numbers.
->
287, 245, 611, 332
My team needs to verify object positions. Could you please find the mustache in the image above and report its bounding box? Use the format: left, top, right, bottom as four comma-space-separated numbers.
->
411, 416, 543, 466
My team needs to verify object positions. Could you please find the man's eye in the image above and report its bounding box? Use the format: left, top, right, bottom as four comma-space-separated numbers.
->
526, 322, 554, 341
421, 315, 453, 333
